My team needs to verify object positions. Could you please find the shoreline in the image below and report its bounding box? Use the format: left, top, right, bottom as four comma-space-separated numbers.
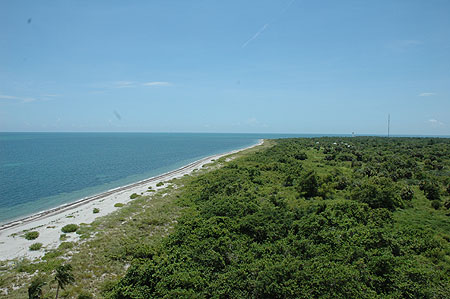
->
0, 139, 263, 261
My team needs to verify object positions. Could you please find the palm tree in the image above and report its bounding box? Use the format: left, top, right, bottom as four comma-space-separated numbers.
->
54, 264, 75, 299
28, 276, 46, 299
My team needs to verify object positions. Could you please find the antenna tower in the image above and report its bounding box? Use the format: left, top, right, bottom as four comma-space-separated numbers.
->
388, 114, 390, 138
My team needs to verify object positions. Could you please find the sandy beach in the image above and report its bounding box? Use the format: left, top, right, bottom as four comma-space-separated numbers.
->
0, 139, 263, 261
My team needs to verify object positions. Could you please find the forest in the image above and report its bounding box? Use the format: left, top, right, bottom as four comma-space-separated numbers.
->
105, 137, 450, 298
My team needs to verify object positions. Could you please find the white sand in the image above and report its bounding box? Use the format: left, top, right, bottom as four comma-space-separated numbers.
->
0, 140, 263, 261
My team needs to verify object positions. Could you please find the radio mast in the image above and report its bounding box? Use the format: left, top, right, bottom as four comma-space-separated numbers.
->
387, 114, 390, 138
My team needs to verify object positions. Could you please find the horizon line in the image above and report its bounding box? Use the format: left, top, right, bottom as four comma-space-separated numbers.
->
0, 131, 449, 137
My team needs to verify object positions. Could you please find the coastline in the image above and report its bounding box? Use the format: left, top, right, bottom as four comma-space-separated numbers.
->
0, 139, 263, 261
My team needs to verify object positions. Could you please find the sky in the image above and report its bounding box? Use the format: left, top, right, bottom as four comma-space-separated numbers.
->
0, 0, 449, 135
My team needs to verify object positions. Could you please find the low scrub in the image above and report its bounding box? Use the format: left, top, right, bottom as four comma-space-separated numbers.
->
24, 231, 39, 240
61, 224, 79, 233
29, 243, 43, 251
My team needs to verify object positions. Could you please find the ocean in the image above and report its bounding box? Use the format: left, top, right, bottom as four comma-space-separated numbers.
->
0, 132, 308, 224
2, 132, 446, 224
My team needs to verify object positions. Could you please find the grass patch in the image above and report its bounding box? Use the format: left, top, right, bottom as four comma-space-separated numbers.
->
114, 203, 124, 208
93, 208, 100, 214
156, 182, 164, 187
59, 242, 75, 250
129, 193, 139, 199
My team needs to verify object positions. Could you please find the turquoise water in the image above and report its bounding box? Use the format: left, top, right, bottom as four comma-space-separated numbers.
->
0, 132, 302, 224
2, 132, 446, 224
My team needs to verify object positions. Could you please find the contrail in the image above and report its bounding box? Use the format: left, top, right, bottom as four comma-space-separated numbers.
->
242, 23, 269, 48
241, 0, 296, 48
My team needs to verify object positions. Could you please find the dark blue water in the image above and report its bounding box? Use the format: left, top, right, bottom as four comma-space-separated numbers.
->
0, 132, 309, 224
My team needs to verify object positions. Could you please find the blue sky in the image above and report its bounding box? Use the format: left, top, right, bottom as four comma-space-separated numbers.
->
0, 0, 449, 135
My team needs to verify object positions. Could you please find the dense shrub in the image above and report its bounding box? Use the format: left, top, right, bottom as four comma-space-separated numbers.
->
431, 200, 442, 210
420, 181, 441, 201
105, 137, 450, 298
296, 170, 320, 198
400, 185, 414, 201
93, 208, 100, 213
156, 182, 164, 187
129, 193, 139, 199
294, 152, 307, 160
24, 231, 39, 240
29, 243, 43, 251
61, 224, 79, 233
114, 203, 124, 208
77, 291, 93, 299
352, 177, 403, 210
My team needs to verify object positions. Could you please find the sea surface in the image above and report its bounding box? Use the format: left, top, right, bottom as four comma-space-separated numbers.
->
0, 132, 311, 224
2, 132, 448, 224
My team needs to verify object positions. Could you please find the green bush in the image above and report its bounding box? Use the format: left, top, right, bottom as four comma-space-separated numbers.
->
400, 186, 414, 201
29, 243, 43, 251
431, 200, 442, 210
156, 182, 164, 187
130, 193, 139, 199
78, 291, 93, 299
352, 177, 403, 210
61, 224, 79, 233
24, 231, 39, 240
93, 208, 100, 213
420, 181, 441, 201
58, 242, 74, 250
114, 203, 124, 208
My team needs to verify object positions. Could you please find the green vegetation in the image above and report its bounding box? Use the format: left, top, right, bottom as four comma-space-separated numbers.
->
93, 208, 100, 214
58, 242, 74, 250
129, 193, 139, 199
77, 291, 93, 299
28, 276, 46, 299
114, 203, 124, 208
106, 137, 450, 298
29, 243, 43, 251
2, 138, 449, 298
24, 231, 39, 240
156, 182, 164, 187
54, 264, 75, 299
61, 224, 79, 233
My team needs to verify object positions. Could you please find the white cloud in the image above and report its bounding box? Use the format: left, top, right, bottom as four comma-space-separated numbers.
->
0, 94, 36, 103
142, 81, 171, 87
387, 39, 422, 52
246, 117, 269, 128
92, 80, 172, 91
428, 118, 444, 126
41, 94, 61, 97
113, 81, 135, 88
398, 40, 422, 46
418, 92, 436, 97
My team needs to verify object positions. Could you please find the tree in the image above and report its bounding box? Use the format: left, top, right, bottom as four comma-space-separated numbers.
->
296, 170, 320, 198
54, 264, 75, 299
28, 276, 46, 299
